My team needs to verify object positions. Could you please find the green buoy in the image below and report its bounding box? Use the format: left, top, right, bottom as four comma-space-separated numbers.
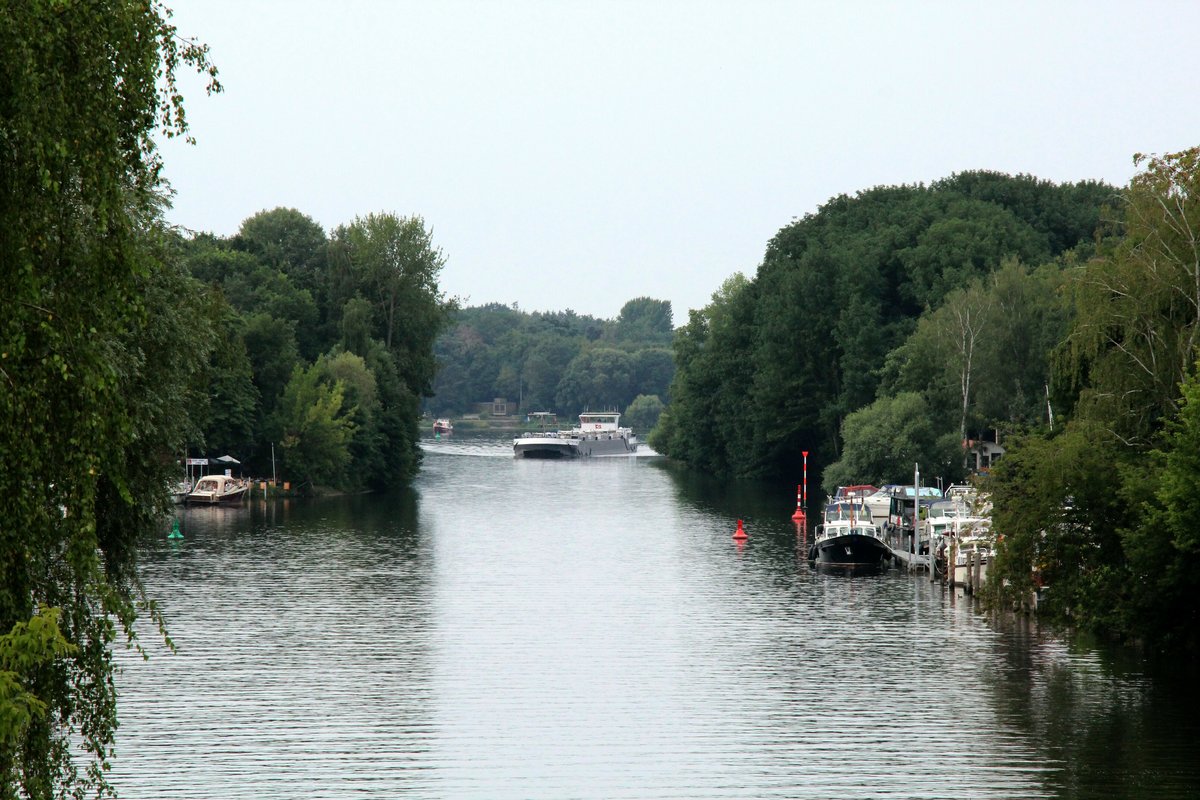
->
168, 519, 183, 539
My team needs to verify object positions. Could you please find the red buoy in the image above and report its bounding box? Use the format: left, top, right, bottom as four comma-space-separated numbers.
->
733, 519, 748, 540
791, 483, 806, 521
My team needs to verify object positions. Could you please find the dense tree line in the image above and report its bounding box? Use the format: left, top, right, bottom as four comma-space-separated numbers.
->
987, 149, 1200, 653
653, 171, 1114, 486
656, 158, 1200, 653
180, 208, 452, 491
429, 297, 675, 430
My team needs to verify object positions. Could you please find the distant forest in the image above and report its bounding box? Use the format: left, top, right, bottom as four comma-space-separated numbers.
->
428, 298, 675, 432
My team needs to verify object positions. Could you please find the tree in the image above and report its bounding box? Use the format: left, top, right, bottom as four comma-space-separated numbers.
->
234, 208, 328, 293
631, 347, 675, 402
1120, 361, 1200, 650
821, 392, 962, 492
624, 394, 665, 433
0, 2, 219, 794
661, 173, 1111, 481
556, 348, 635, 414
521, 336, 580, 411
335, 213, 452, 395
973, 259, 1071, 427
270, 363, 356, 489
339, 296, 376, 357
990, 149, 1200, 651
197, 298, 260, 457
242, 312, 301, 412
615, 297, 673, 342
653, 274, 757, 474
986, 422, 1129, 632
318, 351, 382, 490
222, 264, 321, 360
938, 283, 992, 467
1063, 148, 1200, 447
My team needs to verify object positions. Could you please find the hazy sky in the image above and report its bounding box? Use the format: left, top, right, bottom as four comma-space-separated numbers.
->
160, 1, 1200, 321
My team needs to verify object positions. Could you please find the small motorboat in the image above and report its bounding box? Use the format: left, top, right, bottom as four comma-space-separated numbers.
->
433, 418, 453, 435
185, 474, 249, 505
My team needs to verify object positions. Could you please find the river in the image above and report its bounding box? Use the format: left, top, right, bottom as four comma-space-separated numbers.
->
112, 434, 1200, 798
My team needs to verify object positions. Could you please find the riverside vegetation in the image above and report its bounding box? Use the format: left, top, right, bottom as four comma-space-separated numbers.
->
4, 1, 1200, 797
652, 152, 1200, 655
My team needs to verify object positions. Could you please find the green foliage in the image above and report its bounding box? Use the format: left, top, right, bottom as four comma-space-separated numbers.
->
242, 311, 301, 409
1061, 148, 1200, 447
0, 610, 74, 755
180, 208, 452, 491
428, 301, 676, 416
234, 207, 328, 297
660, 173, 1109, 482
271, 363, 356, 488
623, 394, 665, 434
1114, 362, 1200, 651
319, 350, 383, 490
655, 275, 758, 475
194, 296, 260, 457
333, 212, 451, 394
986, 423, 1131, 632
982, 149, 1200, 653
0, 1, 219, 794
822, 393, 962, 492
972, 259, 1071, 425
615, 297, 674, 343
556, 348, 634, 412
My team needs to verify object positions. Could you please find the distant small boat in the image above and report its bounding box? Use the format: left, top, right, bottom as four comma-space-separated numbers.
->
186, 474, 248, 505
433, 418, 453, 434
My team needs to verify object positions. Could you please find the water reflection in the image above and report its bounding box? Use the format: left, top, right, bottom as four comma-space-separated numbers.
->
110, 439, 1200, 799
117, 490, 438, 797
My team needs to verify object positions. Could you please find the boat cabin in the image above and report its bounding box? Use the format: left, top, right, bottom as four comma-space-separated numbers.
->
578, 413, 622, 433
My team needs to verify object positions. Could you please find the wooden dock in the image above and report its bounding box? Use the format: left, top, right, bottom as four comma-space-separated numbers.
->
890, 546, 931, 571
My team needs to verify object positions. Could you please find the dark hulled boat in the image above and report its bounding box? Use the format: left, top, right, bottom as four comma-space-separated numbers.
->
809, 500, 891, 566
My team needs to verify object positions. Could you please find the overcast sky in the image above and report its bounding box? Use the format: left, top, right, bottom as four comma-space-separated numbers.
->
160, 1, 1200, 321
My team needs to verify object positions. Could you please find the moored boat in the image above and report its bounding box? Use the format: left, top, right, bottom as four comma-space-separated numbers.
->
809, 499, 892, 566
185, 474, 249, 505
433, 418, 453, 434
513, 412, 638, 458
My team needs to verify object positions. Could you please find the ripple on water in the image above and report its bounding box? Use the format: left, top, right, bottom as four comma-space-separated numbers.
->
112, 450, 1200, 799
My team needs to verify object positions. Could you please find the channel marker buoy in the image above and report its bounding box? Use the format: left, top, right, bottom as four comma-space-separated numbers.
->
168, 519, 183, 539
733, 519, 748, 540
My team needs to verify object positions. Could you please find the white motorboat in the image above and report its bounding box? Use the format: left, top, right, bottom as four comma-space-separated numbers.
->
186, 474, 249, 505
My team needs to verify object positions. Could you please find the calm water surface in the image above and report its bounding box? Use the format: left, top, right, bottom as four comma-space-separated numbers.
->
113, 435, 1200, 798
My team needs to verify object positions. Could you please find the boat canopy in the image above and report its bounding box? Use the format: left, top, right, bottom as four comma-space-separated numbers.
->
884, 484, 943, 499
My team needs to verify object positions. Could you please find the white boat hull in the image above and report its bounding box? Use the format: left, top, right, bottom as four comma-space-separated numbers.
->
513, 433, 638, 458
